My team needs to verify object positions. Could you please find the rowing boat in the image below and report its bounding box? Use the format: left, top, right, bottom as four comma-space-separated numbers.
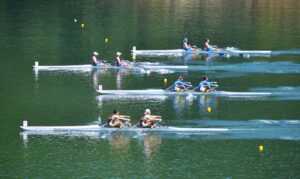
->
96, 85, 272, 96
131, 46, 272, 57
33, 61, 186, 71
33, 61, 138, 71
20, 121, 228, 133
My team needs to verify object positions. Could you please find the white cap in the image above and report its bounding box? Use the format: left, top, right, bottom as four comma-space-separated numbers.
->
93, 52, 99, 56
144, 109, 151, 114
116, 52, 122, 56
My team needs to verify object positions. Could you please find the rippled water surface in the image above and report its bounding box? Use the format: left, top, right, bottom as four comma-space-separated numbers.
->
1, 0, 300, 178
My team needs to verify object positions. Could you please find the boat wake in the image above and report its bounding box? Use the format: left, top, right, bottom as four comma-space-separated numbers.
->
249, 86, 300, 100
175, 61, 300, 74
173, 119, 300, 140
272, 49, 300, 56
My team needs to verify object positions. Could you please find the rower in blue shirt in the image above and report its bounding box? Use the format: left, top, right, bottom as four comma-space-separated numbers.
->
203, 38, 213, 51
183, 38, 192, 51
173, 76, 192, 91
197, 76, 218, 92
203, 38, 221, 52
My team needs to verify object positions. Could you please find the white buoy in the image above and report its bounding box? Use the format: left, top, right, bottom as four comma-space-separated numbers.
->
98, 85, 103, 91
23, 121, 28, 127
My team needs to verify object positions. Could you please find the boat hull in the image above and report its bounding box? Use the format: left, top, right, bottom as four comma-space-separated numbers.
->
20, 124, 228, 133
33, 61, 188, 71
131, 46, 272, 57
96, 89, 272, 96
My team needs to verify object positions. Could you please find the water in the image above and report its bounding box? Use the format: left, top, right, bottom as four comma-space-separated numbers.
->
1, 0, 300, 178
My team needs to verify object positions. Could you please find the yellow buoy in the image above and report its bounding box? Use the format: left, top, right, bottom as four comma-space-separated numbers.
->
81, 23, 85, 29
258, 145, 264, 152
163, 78, 167, 84
207, 107, 212, 112
105, 38, 109, 43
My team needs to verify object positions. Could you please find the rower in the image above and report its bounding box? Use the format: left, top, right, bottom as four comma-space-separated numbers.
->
91, 52, 102, 66
197, 76, 218, 92
115, 52, 127, 67
183, 38, 192, 51
203, 38, 214, 51
140, 109, 162, 128
173, 76, 192, 92
107, 109, 131, 128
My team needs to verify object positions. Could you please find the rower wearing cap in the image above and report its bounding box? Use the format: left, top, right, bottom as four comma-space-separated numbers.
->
173, 76, 192, 92
107, 109, 131, 128
115, 52, 127, 67
140, 109, 162, 128
183, 38, 192, 51
197, 76, 218, 92
91, 52, 102, 66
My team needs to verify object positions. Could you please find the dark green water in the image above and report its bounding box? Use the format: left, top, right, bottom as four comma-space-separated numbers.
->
1, 0, 300, 178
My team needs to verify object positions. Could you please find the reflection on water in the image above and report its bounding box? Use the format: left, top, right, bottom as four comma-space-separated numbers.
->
92, 69, 100, 90
96, 95, 167, 110
140, 135, 162, 159
108, 134, 130, 154
171, 95, 219, 116
115, 68, 132, 89
97, 94, 286, 120
182, 53, 193, 65
172, 95, 194, 118
198, 95, 218, 113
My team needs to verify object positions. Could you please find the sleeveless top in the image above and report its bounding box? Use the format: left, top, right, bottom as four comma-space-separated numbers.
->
108, 114, 118, 123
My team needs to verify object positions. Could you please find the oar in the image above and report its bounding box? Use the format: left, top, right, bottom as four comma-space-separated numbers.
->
182, 84, 193, 91
98, 115, 102, 125
123, 62, 134, 69
155, 118, 165, 128
190, 87, 198, 92
131, 62, 150, 73
132, 122, 140, 127
192, 45, 200, 50
164, 85, 174, 91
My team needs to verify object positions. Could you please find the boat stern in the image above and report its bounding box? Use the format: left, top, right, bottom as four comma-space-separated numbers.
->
20, 121, 28, 130
33, 61, 39, 69
23, 121, 28, 127
132, 46, 137, 53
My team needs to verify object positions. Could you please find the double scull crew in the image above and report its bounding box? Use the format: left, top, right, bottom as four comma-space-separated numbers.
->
107, 109, 162, 129
91, 51, 130, 67
172, 76, 217, 92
